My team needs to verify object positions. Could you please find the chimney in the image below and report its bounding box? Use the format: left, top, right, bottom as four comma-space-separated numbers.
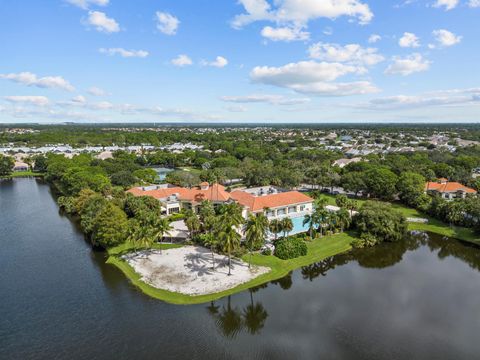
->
200, 182, 209, 190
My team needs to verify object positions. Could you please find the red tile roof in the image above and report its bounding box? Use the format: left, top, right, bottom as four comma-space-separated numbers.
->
425, 181, 477, 194
230, 190, 313, 212
127, 183, 231, 203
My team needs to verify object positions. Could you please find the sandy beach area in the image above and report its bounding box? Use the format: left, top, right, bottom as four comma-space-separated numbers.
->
124, 246, 270, 296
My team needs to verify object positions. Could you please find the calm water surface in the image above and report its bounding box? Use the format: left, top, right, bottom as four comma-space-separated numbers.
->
1, 178, 480, 360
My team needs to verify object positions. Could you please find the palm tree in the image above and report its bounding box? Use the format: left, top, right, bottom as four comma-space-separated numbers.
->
269, 219, 282, 242
150, 216, 172, 244
245, 212, 269, 268
219, 224, 241, 276
336, 208, 351, 232
199, 200, 216, 232
303, 213, 317, 238
281, 217, 293, 238
185, 210, 201, 239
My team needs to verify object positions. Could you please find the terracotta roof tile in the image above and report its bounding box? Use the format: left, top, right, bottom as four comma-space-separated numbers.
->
231, 190, 313, 211
425, 181, 477, 194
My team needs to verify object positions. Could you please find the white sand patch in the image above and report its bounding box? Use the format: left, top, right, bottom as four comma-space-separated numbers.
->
124, 246, 270, 296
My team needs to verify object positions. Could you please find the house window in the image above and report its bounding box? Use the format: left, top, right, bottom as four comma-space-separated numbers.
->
288, 206, 296, 213
300, 205, 306, 211
277, 208, 286, 216
168, 207, 180, 214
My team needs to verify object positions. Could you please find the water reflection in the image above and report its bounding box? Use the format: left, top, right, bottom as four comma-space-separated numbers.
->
302, 232, 480, 282
206, 231, 480, 339
207, 288, 269, 338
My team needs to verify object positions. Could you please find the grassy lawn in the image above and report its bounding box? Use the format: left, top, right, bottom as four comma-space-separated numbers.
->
320, 193, 480, 246
0, 171, 44, 179
106, 233, 355, 305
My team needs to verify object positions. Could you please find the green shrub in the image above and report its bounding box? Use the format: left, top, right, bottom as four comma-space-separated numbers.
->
262, 248, 272, 256
274, 237, 308, 260
351, 233, 379, 249
168, 213, 186, 221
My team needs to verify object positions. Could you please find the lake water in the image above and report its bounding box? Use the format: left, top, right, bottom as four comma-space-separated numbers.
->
1, 178, 480, 359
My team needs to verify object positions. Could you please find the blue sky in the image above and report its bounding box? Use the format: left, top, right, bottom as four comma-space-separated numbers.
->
0, 0, 479, 123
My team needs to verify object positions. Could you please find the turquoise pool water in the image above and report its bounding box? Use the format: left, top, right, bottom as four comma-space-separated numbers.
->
290, 215, 310, 235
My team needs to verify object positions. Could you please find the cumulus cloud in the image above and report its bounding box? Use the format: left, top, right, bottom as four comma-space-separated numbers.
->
433, 0, 459, 10
430, 29, 462, 48
308, 42, 384, 66
261, 26, 309, 42
368, 34, 381, 43
0, 72, 75, 92
202, 56, 228, 68
358, 88, 480, 110
232, 0, 374, 28
469, 0, 480, 7
399, 32, 420, 48
99, 47, 149, 58
86, 11, 120, 33
4, 96, 50, 107
250, 60, 378, 96
221, 94, 310, 106
385, 53, 431, 76
66, 0, 109, 10
88, 86, 108, 96
155, 11, 179, 35
171, 54, 193, 67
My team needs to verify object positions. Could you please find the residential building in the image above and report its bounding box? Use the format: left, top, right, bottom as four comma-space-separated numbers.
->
13, 161, 29, 172
425, 178, 477, 200
127, 183, 314, 236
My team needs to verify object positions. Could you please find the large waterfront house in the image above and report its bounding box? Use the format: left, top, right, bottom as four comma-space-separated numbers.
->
13, 161, 29, 172
425, 178, 477, 200
127, 182, 314, 236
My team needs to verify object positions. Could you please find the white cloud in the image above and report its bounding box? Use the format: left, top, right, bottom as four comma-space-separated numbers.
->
99, 48, 149, 58
72, 95, 87, 104
433, 0, 459, 10
91, 101, 114, 110
0, 72, 75, 92
155, 11, 179, 35
86, 11, 119, 33
221, 94, 310, 105
308, 42, 384, 66
385, 53, 431, 76
469, 0, 480, 7
232, 0, 374, 28
261, 26, 309, 42
4, 96, 50, 107
250, 60, 378, 96
66, 0, 109, 10
202, 56, 229, 68
171, 54, 193, 67
368, 34, 381, 43
88, 86, 108, 96
399, 32, 420, 48
431, 29, 462, 48
225, 105, 248, 112
358, 88, 480, 110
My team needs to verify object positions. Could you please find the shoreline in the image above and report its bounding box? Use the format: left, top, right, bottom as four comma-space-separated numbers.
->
106, 233, 355, 305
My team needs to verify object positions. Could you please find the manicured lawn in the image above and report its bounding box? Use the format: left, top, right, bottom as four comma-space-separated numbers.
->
0, 171, 44, 179
320, 193, 480, 246
106, 233, 355, 305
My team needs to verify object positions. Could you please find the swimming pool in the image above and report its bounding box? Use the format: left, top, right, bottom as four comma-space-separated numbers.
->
290, 215, 310, 235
